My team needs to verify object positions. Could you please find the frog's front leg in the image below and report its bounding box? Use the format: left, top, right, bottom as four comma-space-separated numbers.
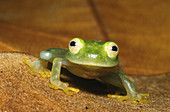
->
100, 69, 149, 104
50, 58, 79, 95
23, 48, 67, 77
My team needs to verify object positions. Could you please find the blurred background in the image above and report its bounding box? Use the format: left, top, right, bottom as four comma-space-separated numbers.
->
0, 0, 169, 75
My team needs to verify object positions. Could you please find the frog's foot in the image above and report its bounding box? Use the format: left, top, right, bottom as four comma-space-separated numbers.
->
23, 58, 51, 77
108, 93, 149, 104
49, 81, 79, 95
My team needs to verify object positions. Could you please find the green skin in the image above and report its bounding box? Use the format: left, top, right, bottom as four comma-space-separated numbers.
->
25, 38, 149, 104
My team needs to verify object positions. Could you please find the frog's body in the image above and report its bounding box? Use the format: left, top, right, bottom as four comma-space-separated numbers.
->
24, 38, 149, 104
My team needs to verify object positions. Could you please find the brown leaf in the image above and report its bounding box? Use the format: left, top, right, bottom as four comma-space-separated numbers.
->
0, 0, 170, 75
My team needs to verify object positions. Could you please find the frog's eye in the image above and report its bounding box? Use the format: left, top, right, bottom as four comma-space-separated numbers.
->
69, 38, 84, 54
105, 42, 119, 58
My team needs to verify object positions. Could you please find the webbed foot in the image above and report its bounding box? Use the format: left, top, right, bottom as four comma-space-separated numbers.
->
49, 81, 79, 95
23, 58, 51, 77
108, 93, 149, 104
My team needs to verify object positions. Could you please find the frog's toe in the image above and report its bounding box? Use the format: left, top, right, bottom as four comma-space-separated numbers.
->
108, 94, 129, 102
134, 93, 149, 104
23, 58, 32, 68
28, 68, 51, 77
23, 58, 36, 75
128, 93, 149, 104
28, 69, 36, 75
49, 81, 79, 95
108, 93, 149, 104
38, 70, 51, 77
68, 87, 80, 93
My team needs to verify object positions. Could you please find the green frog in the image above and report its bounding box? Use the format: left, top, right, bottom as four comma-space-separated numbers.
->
24, 38, 149, 104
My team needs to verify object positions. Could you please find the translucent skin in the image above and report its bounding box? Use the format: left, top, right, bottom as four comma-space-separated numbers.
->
65, 40, 119, 67
24, 38, 149, 104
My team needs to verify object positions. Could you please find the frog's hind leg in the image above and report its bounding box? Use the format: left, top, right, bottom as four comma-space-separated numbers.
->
99, 69, 149, 104
23, 58, 51, 77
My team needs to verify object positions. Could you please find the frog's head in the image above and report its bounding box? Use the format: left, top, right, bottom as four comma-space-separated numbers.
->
65, 38, 119, 67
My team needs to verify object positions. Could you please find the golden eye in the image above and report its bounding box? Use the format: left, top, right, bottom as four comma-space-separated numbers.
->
69, 38, 84, 54
105, 42, 119, 58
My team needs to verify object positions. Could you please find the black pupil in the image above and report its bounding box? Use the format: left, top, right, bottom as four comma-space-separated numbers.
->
112, 46, 118, 51
70, 41, 76, 46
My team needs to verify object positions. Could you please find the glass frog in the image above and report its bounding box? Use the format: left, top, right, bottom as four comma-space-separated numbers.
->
24, 38, 149, 104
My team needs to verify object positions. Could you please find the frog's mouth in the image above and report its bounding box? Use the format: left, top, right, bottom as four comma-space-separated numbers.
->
65, 58, 119, 68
